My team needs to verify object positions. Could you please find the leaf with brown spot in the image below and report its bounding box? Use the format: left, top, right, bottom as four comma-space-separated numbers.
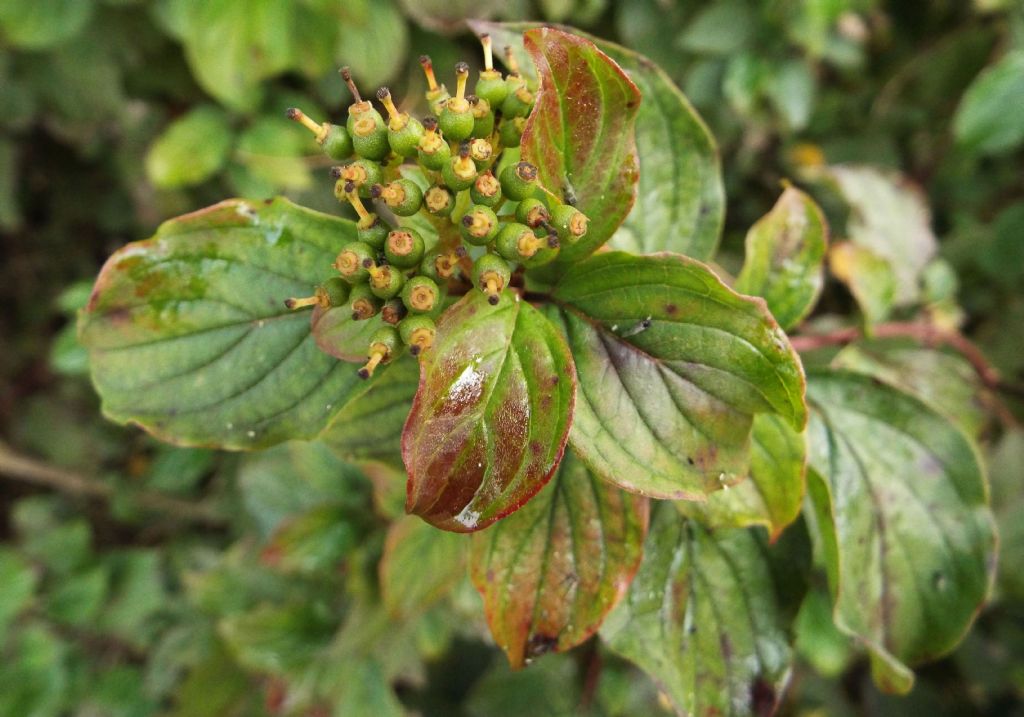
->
470, 449, 648, 669
402, 291, 576, 533
79, 197, 374, 449
805, 370, 996, 694
601, 505, 795, 716
519, 27, 641, 266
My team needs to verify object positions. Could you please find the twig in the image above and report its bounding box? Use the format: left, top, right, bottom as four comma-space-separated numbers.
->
0, 440, 226, 527
579, 640, 603, 711
789, 321, 1020, 427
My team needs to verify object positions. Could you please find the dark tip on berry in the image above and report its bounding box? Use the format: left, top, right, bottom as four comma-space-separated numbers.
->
422, 115, 438, 131
455, 245, 468, 258
547, 235, 560, 249
467, 94, 480, 105
419, 54, 431, 67
357, 368, 370, 379
339, 66, 352, 81
344, 180, 357, 194
409, 344, 421, 356
283, 298, 297, 309
369, 184, 383, 199
481, 32, 490, 40
458, 141, 470, 157
376, 86, 390, 100
516, 162, 538, 181
461, 215, 474, 227
488, 294, 500, 306
361, 258, 374, 268
455, 61, 469, 74
330, 166, 343, 179
351, 311, 361, 321
641, 318, 652, 329
285, 107, 300, 119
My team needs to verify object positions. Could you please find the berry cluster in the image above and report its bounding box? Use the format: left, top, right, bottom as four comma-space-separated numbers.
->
284, 35, 589, 379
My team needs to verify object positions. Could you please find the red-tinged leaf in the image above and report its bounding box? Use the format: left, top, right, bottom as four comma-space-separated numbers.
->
402, 291, 576, 533
521, 27, 641, 266
311, 303, 390, 363
470, 450, 648, 669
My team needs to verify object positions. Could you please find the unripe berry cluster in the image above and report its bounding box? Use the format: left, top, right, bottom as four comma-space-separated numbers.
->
284, 35, 590, 378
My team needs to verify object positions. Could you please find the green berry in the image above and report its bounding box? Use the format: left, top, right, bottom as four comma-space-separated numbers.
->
550, 204, 589, 243
442, 145, 478, 192
515, 198, 551, 229
334, 241, 375, 283
359, 325, 401, 378
349, 283, 382, 320
286, 108, 353, 161
469, 137, 494, 171
472, 253, 512, 305
373, 179, 422, 217
495, 222, 538, 262
381, 298, 407, 325
316, 277, 351, 307
416, 116, 450, 171
470, 171, 503, 207
424, 185, 455, 217
460, 205, 500, 246
350, 110, 390, 161
501, 83, 534, 119
399, 315, 437, 356
469, 96, 495, 138
384, 228, 425, 268
475, 70, 508, 109
367, 263, 406, 300
419, 55, 450, 116
333, 159, 383, 198
401, 276, 441, 315
499, 116, 525, 148
499, 161, 538, 201
376, 87, 424, 158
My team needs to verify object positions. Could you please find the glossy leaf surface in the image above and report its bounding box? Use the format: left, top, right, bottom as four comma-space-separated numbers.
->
470, 21, 723, 260
549, 252, 806, 499
470, 450, 648, 668
735, 186, 828, 330
520, 27, 641, 265
806, 370, 996, 693
679, 413, 806, 539
79, 198, 365, 449
601, 506, 794, 717
402, 291, 575, 532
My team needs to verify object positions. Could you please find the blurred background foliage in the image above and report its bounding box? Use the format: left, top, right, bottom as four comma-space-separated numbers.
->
1, 0, 1023, 715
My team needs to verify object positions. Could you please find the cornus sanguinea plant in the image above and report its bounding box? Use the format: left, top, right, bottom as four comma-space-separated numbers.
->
80, 23, 998, 715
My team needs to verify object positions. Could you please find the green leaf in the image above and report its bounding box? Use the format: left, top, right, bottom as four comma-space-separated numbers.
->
263, 505, 358, 575
831, 343, 990, 439
548, 251, 806, 500
826, 165, 936, 306
311, 302, 393, 364
601, 506, 794, 717
988, 429, 1024, 600
335, 0, 409, 90
735, 186, 829, 331
678, 413, 806, 539
322, 356, 419, 469
332, 659, 404, 717
794, 587, 854, 677
380, 515, 468, 620
220, 603, 336, 675
173, 0, 297, 112
0, 549, 37, 639
79, 197, 369, 450
828, 241, 897, 326
954, 50, 1024, 155
805, 370, 996, 694
145, 106, 234, 189
402, 291, 576, 533
0, 0, 93, 49
520, 27, 642, 266
233, 117, 313, 194
470, 450, 648, 668
677, 0, 754, 55
466, 653, 581, 717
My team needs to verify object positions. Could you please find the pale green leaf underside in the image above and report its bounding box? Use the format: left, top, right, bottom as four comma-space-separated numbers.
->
805, 370, 996, 694
80, 197, 367, 450
601, 506, 793, 717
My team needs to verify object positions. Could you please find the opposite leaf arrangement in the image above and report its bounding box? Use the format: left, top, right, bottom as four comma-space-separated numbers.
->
79, 23, 997, 716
